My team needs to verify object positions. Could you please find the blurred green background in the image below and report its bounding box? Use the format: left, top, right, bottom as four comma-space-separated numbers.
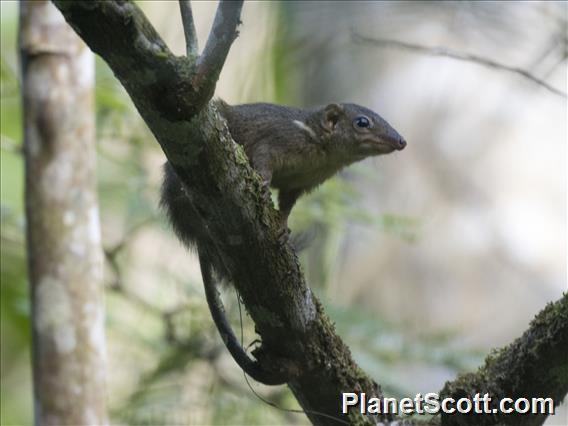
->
1, 1, 566, 425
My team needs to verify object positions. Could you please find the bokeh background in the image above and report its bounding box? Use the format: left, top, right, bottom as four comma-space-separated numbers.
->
1, 1, 566, 425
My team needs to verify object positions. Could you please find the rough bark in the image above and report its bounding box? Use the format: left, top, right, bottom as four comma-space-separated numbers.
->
51, 1, 382, 424
439, 294, 568, 426
20, 1, 108, 424
49, 1, 568, 425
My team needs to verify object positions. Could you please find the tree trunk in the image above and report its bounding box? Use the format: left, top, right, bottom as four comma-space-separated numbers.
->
20, 1, 108, 424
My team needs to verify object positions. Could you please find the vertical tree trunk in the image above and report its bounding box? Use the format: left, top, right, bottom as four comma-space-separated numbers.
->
19, 1, 108, 424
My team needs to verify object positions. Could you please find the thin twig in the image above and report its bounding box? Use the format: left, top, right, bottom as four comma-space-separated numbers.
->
194, 0, 243, 91
352, 32, 567, 99
178, 0, 198, 58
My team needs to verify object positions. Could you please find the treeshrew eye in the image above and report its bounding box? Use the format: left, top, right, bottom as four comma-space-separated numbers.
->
354, 116, 371, 128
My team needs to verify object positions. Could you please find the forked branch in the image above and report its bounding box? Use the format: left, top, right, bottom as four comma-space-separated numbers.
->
193, 0, 243, 93
51, 2, 568, 425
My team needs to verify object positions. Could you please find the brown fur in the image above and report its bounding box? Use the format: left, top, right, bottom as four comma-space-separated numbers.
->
160, 100, 405, 384
217, 100, 406, 221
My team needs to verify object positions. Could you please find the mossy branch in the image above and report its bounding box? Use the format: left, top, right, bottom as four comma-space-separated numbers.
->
438, 294, 568, 426
51, 2, 567, 425
51, 1, 384, 424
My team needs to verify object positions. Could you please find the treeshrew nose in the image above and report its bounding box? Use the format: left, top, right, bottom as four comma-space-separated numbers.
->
384, 134, 407, 150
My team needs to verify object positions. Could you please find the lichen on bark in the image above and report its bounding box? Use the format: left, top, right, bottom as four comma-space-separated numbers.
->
49, 2, 568, 425
21, 1, 108, 424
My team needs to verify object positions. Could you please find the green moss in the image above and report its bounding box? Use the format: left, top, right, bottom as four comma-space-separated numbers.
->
548, 364, 568, 387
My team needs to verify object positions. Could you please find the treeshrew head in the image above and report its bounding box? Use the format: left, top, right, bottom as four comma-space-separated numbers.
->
321, 103, 406, 158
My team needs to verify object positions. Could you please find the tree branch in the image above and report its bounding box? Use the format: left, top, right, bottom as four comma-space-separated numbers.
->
439, 293, 568, 426
52, 1, 383, 424
50, 2, 567, 425
352, 32, 567, 99
179, 0, 198, 58
193, 0, 243, 95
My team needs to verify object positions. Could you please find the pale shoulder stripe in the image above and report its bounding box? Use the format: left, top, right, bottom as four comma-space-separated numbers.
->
292, 120, 318, 141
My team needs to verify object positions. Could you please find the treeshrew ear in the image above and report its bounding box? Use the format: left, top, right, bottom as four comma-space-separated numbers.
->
322, 103, 344, 133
